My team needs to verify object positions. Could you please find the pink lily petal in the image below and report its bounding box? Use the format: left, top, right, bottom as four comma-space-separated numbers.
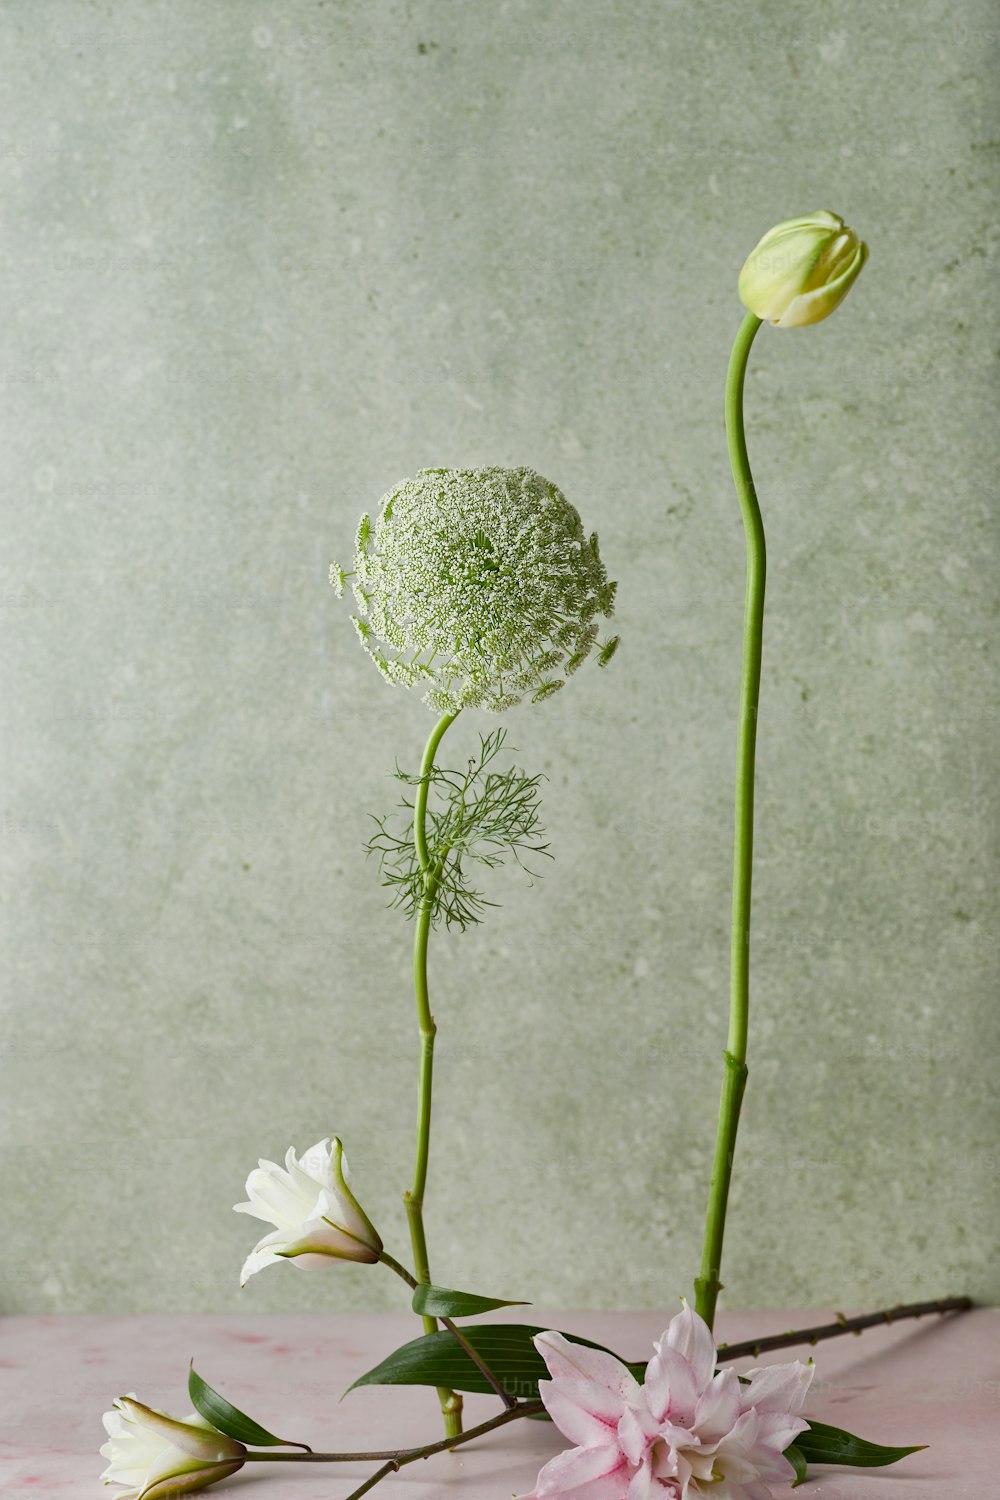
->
515, 1440, 631, 1499
644, 1340, 700, 1426
624, 1452, 653, 1500
652, 1439, 684, 1485
617, 1403, 658, 1466
748, 1408, 810, 1467
693, 1367, 741, 1444
629, 1437, 684, 1498
663, 1302, 716, 1393
541, 1375, 631, 1447
535, 1332, 642, 1401
741, 1359, 813, 1414
707, 1407, 762, 1482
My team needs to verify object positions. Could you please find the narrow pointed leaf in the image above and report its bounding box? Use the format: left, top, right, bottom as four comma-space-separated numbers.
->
411, 1283, 530, 1319
784, 1442, 807, 1487
796, 1418, 925, 1468
188, 1362, 311, 1450
348, 1324, 644, 1401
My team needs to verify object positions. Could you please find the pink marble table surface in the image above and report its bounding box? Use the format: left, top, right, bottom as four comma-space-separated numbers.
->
2, 1307, 997, 1498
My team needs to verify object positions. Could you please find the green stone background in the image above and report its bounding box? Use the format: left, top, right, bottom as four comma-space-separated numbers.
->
1, 0, 997, 1315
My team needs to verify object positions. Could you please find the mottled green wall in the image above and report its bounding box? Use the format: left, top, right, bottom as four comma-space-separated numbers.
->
2, 0, 997, 1315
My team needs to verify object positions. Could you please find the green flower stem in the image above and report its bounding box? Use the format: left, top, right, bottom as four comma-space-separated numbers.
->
695, 311, 764, 1332
413, 712, 457, 871
378, 1249, 419, 1288
404, 710, 463, 1437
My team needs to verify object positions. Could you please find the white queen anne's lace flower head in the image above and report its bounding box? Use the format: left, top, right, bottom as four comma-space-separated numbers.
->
330, 466, 619, 712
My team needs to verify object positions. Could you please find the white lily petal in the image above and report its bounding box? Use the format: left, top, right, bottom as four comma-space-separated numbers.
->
234, 1136, 382, 1282
98, 1397, 245, 1498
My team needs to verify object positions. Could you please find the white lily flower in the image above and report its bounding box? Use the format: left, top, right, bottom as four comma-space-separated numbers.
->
738, 210, 867, 328
100, 1395, 245, 1499
233, 1136, 383, 1285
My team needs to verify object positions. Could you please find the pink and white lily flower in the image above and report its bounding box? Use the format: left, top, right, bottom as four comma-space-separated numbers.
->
517, 1301, 812, 1500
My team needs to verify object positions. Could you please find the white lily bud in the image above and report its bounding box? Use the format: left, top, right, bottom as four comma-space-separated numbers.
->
99, 1396, 245, 1499
233, 1136, 383, 1285
738, 210, 867, 328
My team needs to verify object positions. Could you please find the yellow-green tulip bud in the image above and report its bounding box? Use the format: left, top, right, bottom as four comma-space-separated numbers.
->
738, 211, 867, 328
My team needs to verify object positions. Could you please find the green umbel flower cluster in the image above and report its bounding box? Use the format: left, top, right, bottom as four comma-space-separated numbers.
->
330, 466, 618, 712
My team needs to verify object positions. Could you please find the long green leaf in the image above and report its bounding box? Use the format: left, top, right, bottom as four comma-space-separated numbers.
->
797, 1418, 925, 1468
349, 1324, 644, 1401
784, 1442, 807, 1487
188, 1363, 311, 1450
411, 1283, 529, 1319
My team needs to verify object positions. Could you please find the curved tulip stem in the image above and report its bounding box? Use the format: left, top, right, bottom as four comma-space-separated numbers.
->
695, 312, 763, 1332
404, 710, 463, 1437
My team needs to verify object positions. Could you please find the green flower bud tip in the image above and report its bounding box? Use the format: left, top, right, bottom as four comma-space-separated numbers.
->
330, 466, 618, 712
738, 210, 867, 328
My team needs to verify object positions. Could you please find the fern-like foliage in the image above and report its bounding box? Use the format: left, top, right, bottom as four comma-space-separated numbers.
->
366, 729, 551, 929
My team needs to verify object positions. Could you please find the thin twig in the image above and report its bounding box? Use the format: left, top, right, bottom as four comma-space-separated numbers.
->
343, 1400, 544, 1498
715, 1295, 973, 1362
440, 1316, 518, 1408
343, 1461, 399, 1500
242, 1398, 543, 1466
